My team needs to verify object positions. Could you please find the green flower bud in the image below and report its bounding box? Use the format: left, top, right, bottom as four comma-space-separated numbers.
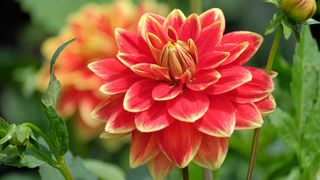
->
280, 0, 317, 22
9, 125, 32, 146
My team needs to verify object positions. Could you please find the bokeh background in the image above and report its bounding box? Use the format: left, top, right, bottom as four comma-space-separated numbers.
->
0, 0, 319, 179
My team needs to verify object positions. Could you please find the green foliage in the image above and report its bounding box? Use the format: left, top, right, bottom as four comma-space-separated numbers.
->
270, 26, 320, 178
83, 159, 126, 180
18, 0, 112, 33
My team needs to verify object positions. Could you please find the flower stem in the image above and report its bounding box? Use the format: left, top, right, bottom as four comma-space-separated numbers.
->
190, 0, 202, 13
57, 156, 73, 180
182, 166, 189, 180
247, 26, 283, 180
204, 168, 213, 180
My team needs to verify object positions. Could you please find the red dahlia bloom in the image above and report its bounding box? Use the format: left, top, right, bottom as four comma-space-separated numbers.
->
89, 8, 275, 179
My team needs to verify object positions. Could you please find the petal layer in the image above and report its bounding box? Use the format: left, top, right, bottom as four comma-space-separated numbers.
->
235, 103, 263, 130
130, 131, 159, 168
194, 135, 229, 170
148, 153, 174, 180
157, 122, 202, 168
167, 90, 209, 122
255, 95, 276, 116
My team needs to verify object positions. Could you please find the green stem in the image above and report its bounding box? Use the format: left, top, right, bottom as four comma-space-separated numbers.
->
190, 0, 202, 13
265, 26, 283, 73
57, 156, 73, 180
182, 166, 189, 180
28, 143, 57, 168
247, 26, 283, 180
23, 123, 58, 158
204, 168, 213, 180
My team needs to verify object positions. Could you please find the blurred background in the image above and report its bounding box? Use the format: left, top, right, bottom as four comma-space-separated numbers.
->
0, 0, 319, 179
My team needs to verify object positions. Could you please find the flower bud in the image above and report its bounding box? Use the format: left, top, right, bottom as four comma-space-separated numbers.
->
280, 0, 317, 22
9, 125, 32, 146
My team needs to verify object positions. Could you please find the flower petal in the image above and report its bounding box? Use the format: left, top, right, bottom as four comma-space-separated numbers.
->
235, 103, 263, 130
152, 82, 182, 101
164, 9, 186, 32
88, 58, 129, 80
135, 102, 175, 132
156, 121, 202, 168
205, 66, 252, 95
148, 153, 174, 180
194, 96, 235, 137
227, 67, 274, 103
220, 31, 263, 65
146, 33, 164, 62
130, 131, 159, 168
91, 95, 124, 122
105, 107, 136, 133
99, 74, 140, 95
196, 21, 224, 57
215, 42, 249, 66
115, 28, 151, 55
117, 53, 154, 67
167, 90, 209, 122
179, 14, 201, 42
187, 70, 221, 91
255, 95, 276, 116
197, 51, 230, 70
139, 14, 166, 42
124, 79, 157, 112
130, 63, 170, 81
199, 8, 225, 30
194, 135, 229, 170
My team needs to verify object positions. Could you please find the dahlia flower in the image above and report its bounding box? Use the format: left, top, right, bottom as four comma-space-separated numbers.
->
37, 0, 167, 139
89, 8, 275, 179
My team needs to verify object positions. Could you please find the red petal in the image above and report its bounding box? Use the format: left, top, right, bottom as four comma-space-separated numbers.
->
139, 14, 166, 42
88, 58, 128, 80
196, 21, 224, 57
197, 51, 230, 70
156, 121, 202, 168
130, 63, 170, 81
148, 153, 174, 180
255, 95, 276, 116
91, 95, 123, 122
99, 75, 139, 95
115, 28, 151, 55
227, 67, 274, 103
199, 8, 225, 30
205, 66, 252, 95
123, 79, 157, 112
179, 14, 201, 42
194, 135, 229, 170
152, 83, 182, 101
135, 102, 175, 132
146, 33, 164, 62
167, 90, 209, 122
130, 131, 159, 168
164, 9, 186, 32
187, 70, 221, 91
235, 103, 263, 130
117, 53, 154, 67
220, 31, 263, 65
104, 107, 136, 133
100, 132, 129, 139
215, 42, 249, 66
194, 96, 235, 137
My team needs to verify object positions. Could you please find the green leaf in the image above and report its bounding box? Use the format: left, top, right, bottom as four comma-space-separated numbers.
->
0, 118, 9, 130
281, 18, 293, 40
0, 124, 16, 145
42, 38, 76, 108
18, 0, 112, 33
302, 18, 320, 25
83, 159, 126, 180
269, 108, 299, 151
44, 106, 69, 156
41, 38, 76, 156
20, 154, 45, 168
39, 152, 98, 180
263, 0, 280, 6
265, 12, 284, 35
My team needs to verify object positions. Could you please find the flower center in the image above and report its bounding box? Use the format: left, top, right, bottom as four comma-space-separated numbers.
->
159, 40, 198, 81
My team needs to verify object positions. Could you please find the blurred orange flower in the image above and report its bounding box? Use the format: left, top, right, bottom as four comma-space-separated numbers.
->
37, 0, 167, 139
